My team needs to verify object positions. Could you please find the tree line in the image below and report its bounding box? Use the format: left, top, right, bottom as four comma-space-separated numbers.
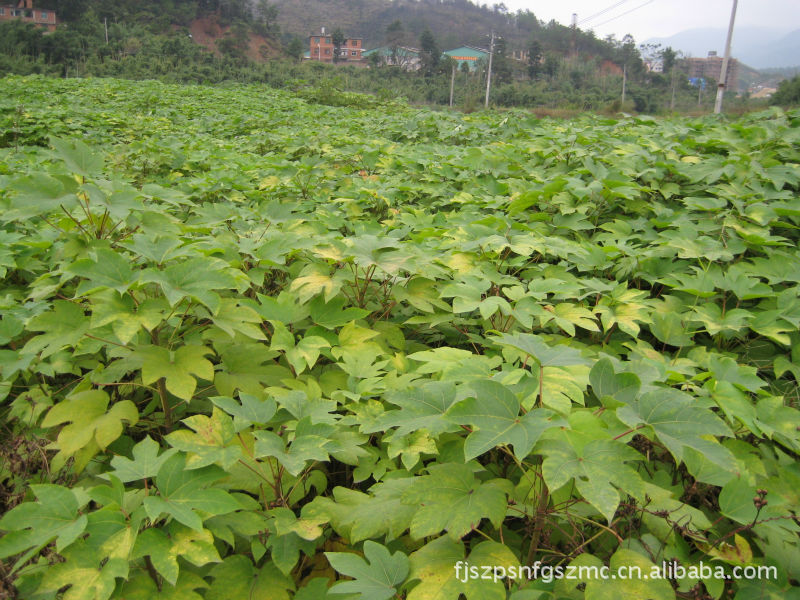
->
0, 0, 784, 113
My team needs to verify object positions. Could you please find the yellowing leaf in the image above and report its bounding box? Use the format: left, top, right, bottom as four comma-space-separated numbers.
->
137, 344, 214, 401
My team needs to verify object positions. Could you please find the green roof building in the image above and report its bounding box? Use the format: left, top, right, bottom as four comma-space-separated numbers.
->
442, 46, 488, 70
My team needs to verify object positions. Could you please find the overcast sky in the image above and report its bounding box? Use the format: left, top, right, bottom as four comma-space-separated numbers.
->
499, 0, 800, 41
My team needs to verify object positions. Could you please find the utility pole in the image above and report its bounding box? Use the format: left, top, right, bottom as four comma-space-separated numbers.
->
484, 30, 495, 109
621, 63, 627, 106
670, 67, 676, 111
571, 13, 577, 59
449, 63, 456, 107
714, 0, 738, 114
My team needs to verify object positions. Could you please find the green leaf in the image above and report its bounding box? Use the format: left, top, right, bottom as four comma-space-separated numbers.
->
37, 541, 128, 600
214, 342, 284, 397
402, 463, 508, 540
493, 332, 589, 366
541, 437, 646, 523
90, 292, 167, 345
295, 579, 340, 600
584, 549, 674, 600
305, 479, 416, 543
133, 524, 221, 586
707, 355, 766, 392
117, 571, 208, 600
136, 344, 214, 401
545, 302, 600, 335
446, 380, 566, 461
255, 291, 310, 324
143, 454, 241, 531
108, 435, 177, 482
0, 484, 87, 571
649, 312, 692, 347
51, 137, 104, 176
121, 233, 186, 265
392, 277, 449, 313
718, 477, 758, 524
406, 537, 515, 600
42, 389, 138, 458
67, 248, 137, 295
141, 257, 240, 312
211, 393, 277, 430
310, 295, 370, 329
206, 556, 294, 600
386, 429, 437, 469
254, 417, 336, 475
166, 407, 242, 469
23, 300, 89, 358
206, 298, 266, 340
326, 540, 409, 600
617, 387, 735, 469
290, 264, 342, 304
590, 358, 640, 407
365, 381, 460, 436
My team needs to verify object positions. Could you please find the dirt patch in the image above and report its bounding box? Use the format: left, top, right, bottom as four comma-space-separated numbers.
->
187, 15, 281, 62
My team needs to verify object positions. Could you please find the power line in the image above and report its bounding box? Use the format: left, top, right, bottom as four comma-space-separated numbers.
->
590, 0, 656, 29
576, 0, 633, 26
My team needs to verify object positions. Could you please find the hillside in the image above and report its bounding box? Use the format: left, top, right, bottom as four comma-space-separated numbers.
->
188, 15, 282, 61
645, 26, 800, 69
270, 0, 584, 53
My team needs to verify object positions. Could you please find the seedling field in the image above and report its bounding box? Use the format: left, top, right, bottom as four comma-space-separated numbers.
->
1, 76, 799, 599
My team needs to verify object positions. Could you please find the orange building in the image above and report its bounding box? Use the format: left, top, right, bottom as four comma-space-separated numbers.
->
308, 27, 362, 63
0, 0, 57, 32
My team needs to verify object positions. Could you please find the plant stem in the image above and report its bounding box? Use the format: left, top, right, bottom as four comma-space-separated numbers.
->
144, 555, 162, 591
538, 362, 544, 408
157, 378, 172, 429
525, 478, 550, 565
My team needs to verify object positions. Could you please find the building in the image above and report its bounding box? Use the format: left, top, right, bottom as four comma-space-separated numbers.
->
685, 51, 739, 92
308, 27, 363, 63
362, 46, 421, 70
0, 0, 57, 32
510, 49, 529, 62
645, 60, 664, 73
442, 46, 489, 71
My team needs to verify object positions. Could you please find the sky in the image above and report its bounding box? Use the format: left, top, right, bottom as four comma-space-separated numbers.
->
498, 0, 800, 41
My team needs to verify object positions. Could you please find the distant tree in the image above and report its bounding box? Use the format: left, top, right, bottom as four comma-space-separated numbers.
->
771, 74, 800, 105
367, 51, 381, 68
661, 46, 676, 74
51, 0, 89, 22
285, 36, 303, 61
516, 9, 540, 33
386, 19, 404, 65
492, 36, 511, 84
543, 52, 559, 79
216, 21, 249, 59
527, 38, 543, 79
638, 42, 661, 64
332, 28, 345, 63
620, 34, 643, 76
419, 27, 439, 74
253, 0, 279, 37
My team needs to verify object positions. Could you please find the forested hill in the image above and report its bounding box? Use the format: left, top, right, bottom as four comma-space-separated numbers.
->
272, 0, 537, 49
29, 0, 262, 27
270, 0, 622, 57
30, 0, 635, 61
